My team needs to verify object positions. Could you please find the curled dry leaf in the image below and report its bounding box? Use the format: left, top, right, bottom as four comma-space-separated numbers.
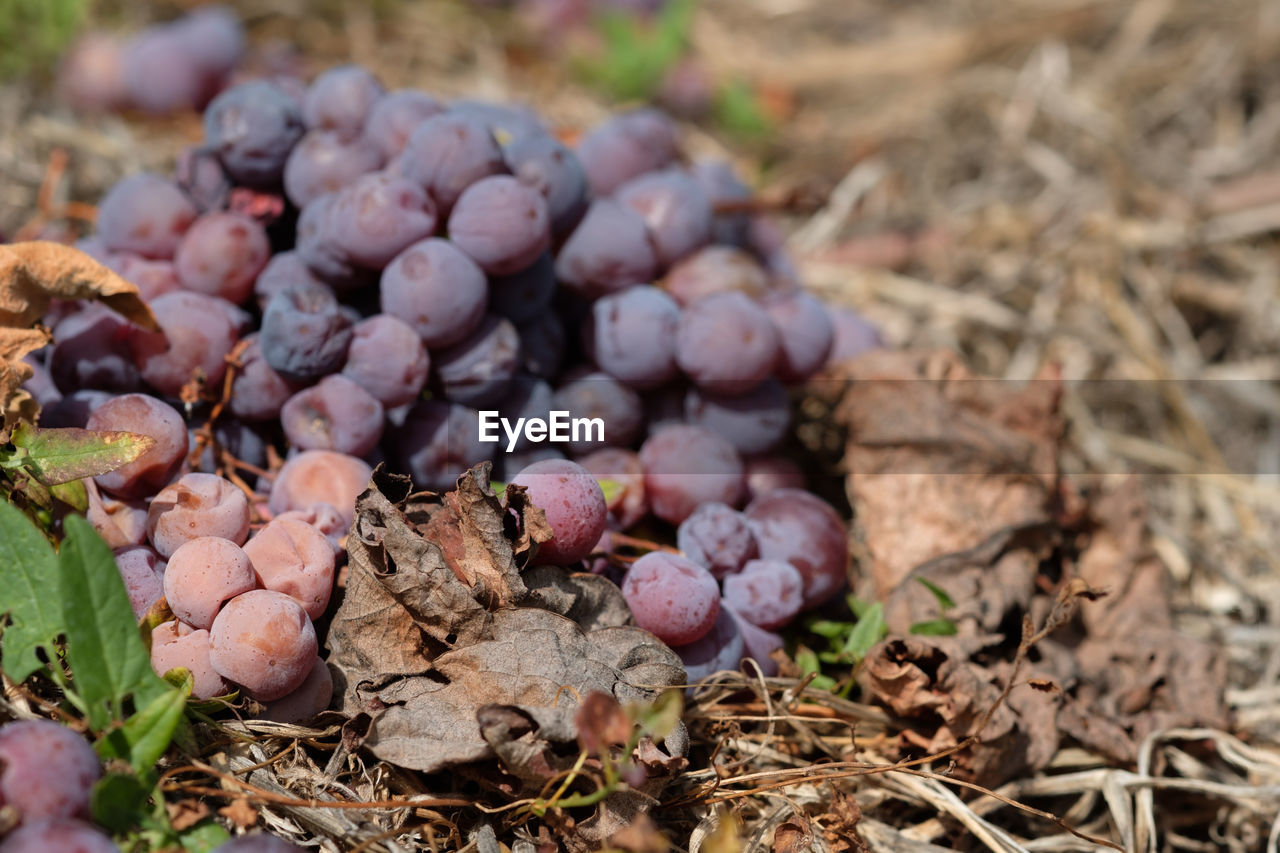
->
326, 464, 687, 792
0, 241, 158, 441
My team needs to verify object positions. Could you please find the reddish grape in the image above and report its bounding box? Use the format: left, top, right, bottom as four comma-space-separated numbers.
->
577, 448, 647, 528
87, 394, 188, 499
268, 450, 372, 527
722, 559, 804, 629
724, 607, 782, 677
97, 173, 197, 260
121, 27, 211, 115
391, 401, 491, 492
743, 456, 805, 501
661, 246, 769, 307
150, 620, 230, 700
621, 551, 720, 646
57, 33, 126, 113
342, 314, 430, 408
676, 292, 779, 396
0, 720, 100, 823
692, 160, 753, 245
174, 212, 270, 304
0, 819, 120, 853
147, 473, 251, 558
616, 169, 713, 269
449, 99, 546, 144
203, 81, 306, 188
399, 113, 506, 214
243, 517, 335, 619
129, 290, 240, 397
433, 315, 520, 407
639, 424, 744, 524
448, 175, 551, 276
163, 537, 258, 630
302, 65, 384, 140
554, 199, 656, 300
208, 590, 318, 701
675, 502, 757, 579
49, 304, 142, 394
550, 372, 644, 454
672, 606, 745, 686
365, 89, 445, 158
110, 254, 181, 302
745, 488, 848, 609
684, 379, 790, 456
327, 172, 437, 270
764, 291, 834, 383
84, 478, 148, 549
281, 375, 384, 457
576, 108, 678, 196
380, 238, 489, 349
229, 334, 305, 422
272, 503, 347, 555
174, 145, 232, 214
511, 459, 608, 565
587, 285, 680, 389
114, 545, 165, 619
260, 657, 333, 724
283, 129, 384, 208
253, 252, 329, 311
502, 132, 588, 238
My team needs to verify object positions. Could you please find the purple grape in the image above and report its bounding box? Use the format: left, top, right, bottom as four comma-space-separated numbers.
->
292, 194, 358, 286
587, 285, 680, 388
684, 379, 790, 455
111, 254, 181, 302
517, 311, 565, 379
114, 544, 166, 618
621, 551, 720, 645
325, 171, 437, 270
0, 819, 120, 852
253, 251, 329, 310
676, 502, 757, 579
661, 246, 769, 307
203, 80, 306, 188
121, 27, 211, 114
49, 304, 142, 394
502, 132, 588, 237
97, 173, 198, 259
550, 372, 643, 454
657, 58, 714, 119
725, 607, 781, 677
743, 455, 805, 501
449, 99, 547, 144
343, 315, 430, 408
690, 159, 752, 246
745, 488, 848, 609
578, 447, 648, 528
281, 375, 384, 457
615, 169, 713, 269
399, 113, 506, 214
259, 285, 353, 382
676, 292, 779, 396
283, 129, 384, 208
41, 389, 113, 430
379, 238, 488, 349
639, 424, 744, 524
433, 315, 520, 407
827, 304, 885, 365
173, 212, 270, 304
448, 175, 551, 275
576, 108, 678, 196
488, 252, 556, 324
302, 65, 385, 140
365, 89, 445, 158
0, 720, 101, 824
672, 606, 745, 685
764, 292, 834, 383
511, 459, 608, 565
722, 559, 803, 629
211, 834, 305, 852
554, 198, 656, 300
174, 145, 232, 213
260, 656, 333, 724
229, 334, 302, 421
57, 33, 126, 113
129, 291, 240, 397
173, 5, 245, 83
392, 400, 491, 491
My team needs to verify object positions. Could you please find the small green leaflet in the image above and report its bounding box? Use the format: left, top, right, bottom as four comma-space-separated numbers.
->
8, 422, 155, 485
0, 499, 65, 682
839, 601, 887, 663
915, 577, 956, 610
909, 618, 959, 636
596, 478, 622, 505
96, 670, 191, 773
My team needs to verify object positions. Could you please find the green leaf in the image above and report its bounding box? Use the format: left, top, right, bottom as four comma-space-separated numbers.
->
0, 500, 64, 682
10, 423, 155, 486
180, 822, 232, 852
596, 478, 622, 506
50, 478, 89, 511
806, 619, 853, 640
840, 602, 887, 663
713, 79, 770, 138
915, 577, 956, 611
59, 514, 171, 728
491, 480, 507, 499
96, 672, 190, 774
636, 689, 682, 742
795, 646, 821, 677
90, 772, 153, 833
910, 618, 959, 636
846, 594, 874, 620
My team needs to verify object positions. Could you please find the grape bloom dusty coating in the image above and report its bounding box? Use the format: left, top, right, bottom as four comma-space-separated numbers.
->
208, 590, 318, 701
511, 459, 608, 566
163, 536, 258, 630
0, 720, 101, 823
621, 552, 720, 646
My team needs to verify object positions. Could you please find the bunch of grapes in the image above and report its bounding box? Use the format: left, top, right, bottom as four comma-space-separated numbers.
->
25, 61, 883, 713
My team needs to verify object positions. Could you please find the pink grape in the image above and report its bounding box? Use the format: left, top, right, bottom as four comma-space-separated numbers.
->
577, 448, 647, 528
163, 537, 258, 630
86, 393, 188, 500
268, 450, 372, 527
672, 607, 745, 686
622, 552, 720, 646
721, 559, 804, 629
743, 456, 805, 501
260, 657, 333, 724
114, 545, 165, 619
208, 590, 318, 701
147, 473, 251, 558
150, 620, 231, 700
0, 819, 120, 852
724, 607, 782, 677
85, 479, 148, 549
639, 425, 744, 524
280, 375, 385, 457
510, 459, 607, 566
173, 212, 271, 304
0, 720, 100, 823
744, 488, 848, 609
675, 502, 757, 579
242, 517, 336, 619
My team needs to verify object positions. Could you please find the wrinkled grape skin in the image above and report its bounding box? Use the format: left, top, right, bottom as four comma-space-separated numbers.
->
448, 176, 551, 276
661, 246, 769, 307
204, 81, 306, 188
745, 488, 848, 609
147, 473, 251, 558
722, 559, 804, 629
174, 212, 271, 304
684, 379, 790, 456
502, 133, 588, 237
302, 65, 384, 140
122, 28, 210, 115
272, 503, 346, 555
578, 448, 647, 529
743, 456, 805, 501
672, 606, 745, 687
110, 254, 181, 302
243, 517, 335, 619
280, 375, 384, 457
211, 834, 306, 852
129, 291, 239, 397
293, 194, 358, 285
343, 315, 430, 408
208, 590, 318, 701
260, 657, 333, 724
616, 169, 713, 270
327, 172, 437, 270
621, 551, 720, 646
163, 537, 258, 630
365, 89, 445, 158
259, 285, 353, 382
691, 159, 752, 246
230, 334, 304, 422
391, 401, 491, 492
488, 252, 555, 325
448, 99, 547, 144
433, 315, 520, 408
550, 372, 644, 454
576, 108, 678, 196
588, 285, 680, 389
639, 424, 744, 524
676, 292, 779, 396
675, 502, 757, 579
175, 145, 232, 214
85, 479, 149, 548
50, 304, 142, 394
511, 459, 608, 565
724, 607, 781, 677
380, 238, 489, 349
554, 199, 656, 300
0, 720, 101, 823
0, 819, 120, 853
764, 292, 835, 383
97, 173, 198, 260
400, 114, 506, 214
114, 545, 165, 619
253, 252, 329, 311
268, 450, 372, 528
150, 620, 230, 700
87, 394, 189, 499
283, 130, 384, 208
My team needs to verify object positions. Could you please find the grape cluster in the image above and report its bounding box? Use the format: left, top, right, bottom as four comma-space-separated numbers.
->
25, 59, 885, 711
